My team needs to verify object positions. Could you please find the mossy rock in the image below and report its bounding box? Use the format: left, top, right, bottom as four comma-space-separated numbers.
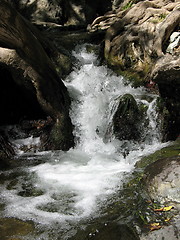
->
106, 52, 153, 88
135, 138, 180, 169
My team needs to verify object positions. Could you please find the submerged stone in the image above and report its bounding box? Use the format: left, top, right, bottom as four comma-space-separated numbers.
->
0, 218, 34, 239
85, 223, 140, 240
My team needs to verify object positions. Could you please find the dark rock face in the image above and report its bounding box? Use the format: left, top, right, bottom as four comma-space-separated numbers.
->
112, 94, 144, 141
0, 1, 74, 151
10, 0, 112, 26
152, 55, 180, 141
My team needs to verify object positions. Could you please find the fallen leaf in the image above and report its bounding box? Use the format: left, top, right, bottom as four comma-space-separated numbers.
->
163, 206, 174, 211
149, 223, 162, 231
153, 206, 174, 212
165, 218, 171, 222
153, 208, 164, 212
151, 223, 160, 226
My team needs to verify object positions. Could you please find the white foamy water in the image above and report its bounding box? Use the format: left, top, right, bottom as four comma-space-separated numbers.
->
0, 45, 168, 238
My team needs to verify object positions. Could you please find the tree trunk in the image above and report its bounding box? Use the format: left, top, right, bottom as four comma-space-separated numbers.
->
0, 1, 74, 150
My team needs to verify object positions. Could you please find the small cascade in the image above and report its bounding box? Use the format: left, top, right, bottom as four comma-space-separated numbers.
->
0, 45, 168, 240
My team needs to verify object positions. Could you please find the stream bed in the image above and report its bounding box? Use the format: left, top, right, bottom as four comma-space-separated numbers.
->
0, 45, 169, 240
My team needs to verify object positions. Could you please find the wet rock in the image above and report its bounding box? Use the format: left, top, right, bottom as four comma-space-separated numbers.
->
112, 94, 145, 141
152, 55, 180, 141
136, 138, 180, 169
144, 156, 180, 204
140, 140, 180, 240
85, 223, 140, 240
140, 156, 180, 240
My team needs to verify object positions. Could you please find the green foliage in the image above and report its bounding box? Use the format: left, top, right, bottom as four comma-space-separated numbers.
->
122, 1, 134, 10
159, 13, 167, 20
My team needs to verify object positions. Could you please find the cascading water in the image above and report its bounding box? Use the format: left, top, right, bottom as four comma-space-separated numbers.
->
0, 45, 168, 239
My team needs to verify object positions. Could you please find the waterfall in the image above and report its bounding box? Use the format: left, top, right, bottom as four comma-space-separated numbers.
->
0, 45, 168, 239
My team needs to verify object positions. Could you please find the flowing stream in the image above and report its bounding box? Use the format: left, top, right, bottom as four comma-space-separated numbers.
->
0, 45, 168, 239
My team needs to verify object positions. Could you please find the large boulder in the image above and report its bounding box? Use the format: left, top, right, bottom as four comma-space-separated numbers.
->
134, 138, 180, 240
140, 144, 180, 240
112, 94, 144, 141
0, 1, 74, 150
89, 0, 179, 81
144, 156, 180, 205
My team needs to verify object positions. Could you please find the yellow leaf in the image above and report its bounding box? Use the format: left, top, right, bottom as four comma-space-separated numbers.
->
151, 223, 160, 226
165, 218, 171, 222
149, 223, 161, 231
153, 206, 174, 212
163, 206, 174, 211
153, 208, 164, 212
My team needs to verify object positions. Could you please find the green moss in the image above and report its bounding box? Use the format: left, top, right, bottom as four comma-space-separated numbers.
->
135, 139, 180, 168
143, 62, 152, 75
113, 68, 145, 87
159, 13, 167, 20
150, 13, 167, 24
106, 53, 149, 87
121, 71, 145, 87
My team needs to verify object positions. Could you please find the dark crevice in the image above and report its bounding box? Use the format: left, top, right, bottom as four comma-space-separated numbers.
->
0, 67, 46, 126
